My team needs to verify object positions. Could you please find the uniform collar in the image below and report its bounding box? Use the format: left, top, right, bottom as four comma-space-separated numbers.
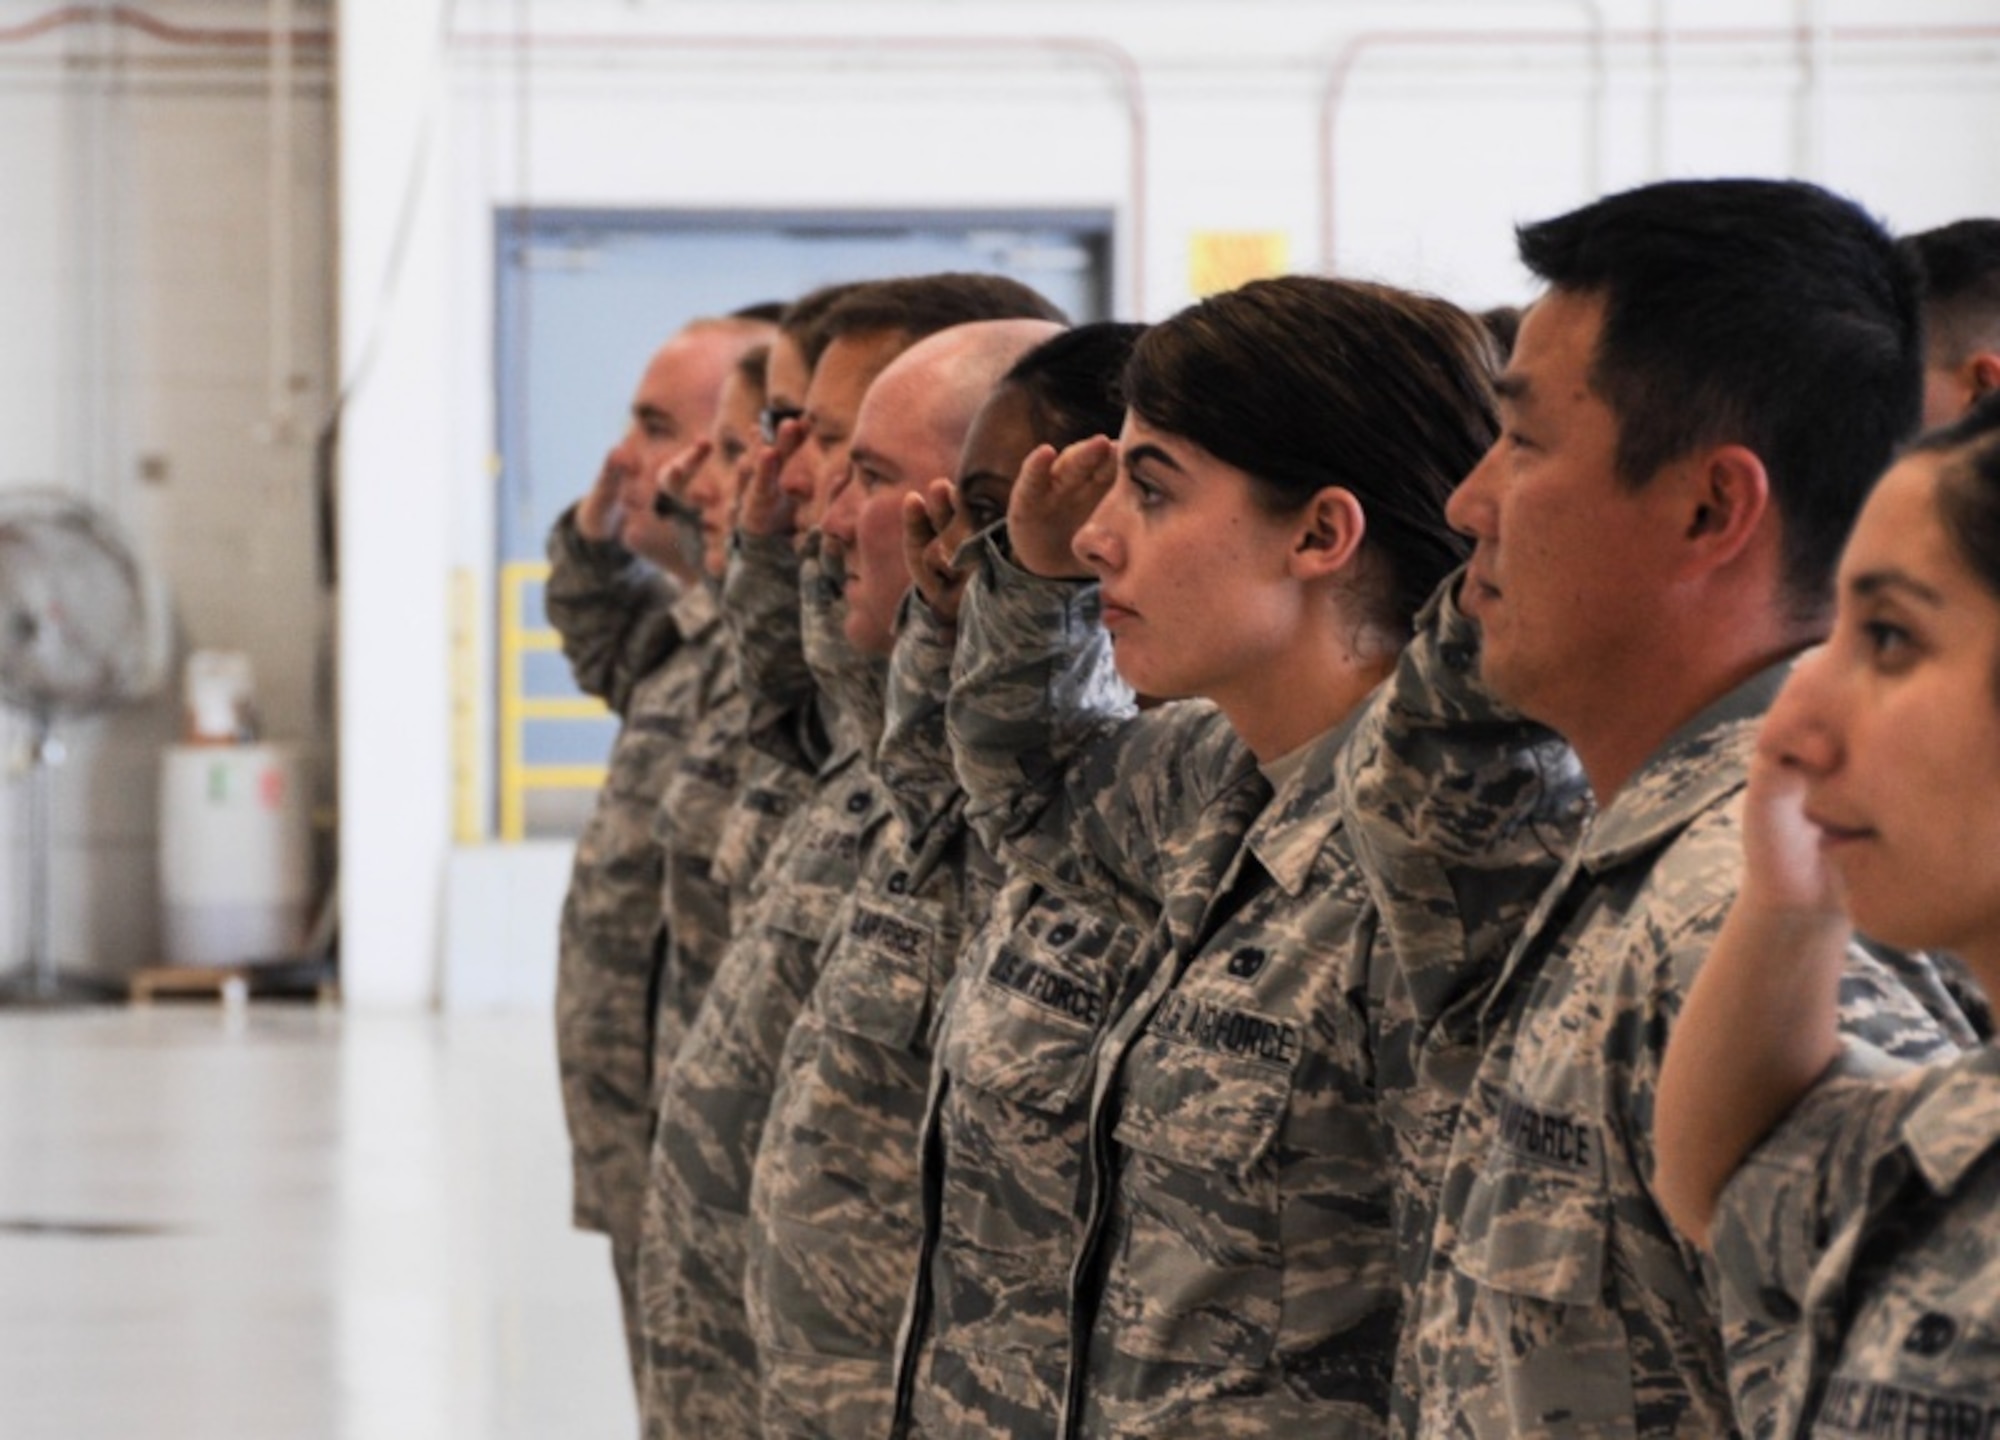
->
1245, 710, 1361, 897
1577, 659, 1789, 873
1903, 1046, 2000, 1194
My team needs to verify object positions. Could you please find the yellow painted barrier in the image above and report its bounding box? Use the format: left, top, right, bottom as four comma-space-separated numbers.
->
498, 561, 610, 841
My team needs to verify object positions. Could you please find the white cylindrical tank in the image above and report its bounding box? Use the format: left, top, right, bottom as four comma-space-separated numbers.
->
159, 744, 310, 967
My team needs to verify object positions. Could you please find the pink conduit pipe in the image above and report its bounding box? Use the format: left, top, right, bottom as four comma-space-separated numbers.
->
0, 3, 329, 49
449, 29, 1151, 316
0, 12, 1151, 314
1318, 22, 2000, 273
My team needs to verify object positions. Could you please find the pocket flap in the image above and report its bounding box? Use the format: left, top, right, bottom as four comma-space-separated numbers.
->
814, 893, 941, 1053
1453, 1094, 1610, 1307
1111, 1032, 1291, 1176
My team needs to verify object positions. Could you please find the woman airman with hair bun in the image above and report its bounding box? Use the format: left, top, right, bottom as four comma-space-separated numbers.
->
940, 276, 1574, 1436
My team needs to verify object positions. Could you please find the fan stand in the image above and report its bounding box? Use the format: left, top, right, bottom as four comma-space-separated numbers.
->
0, 707, 118, 1007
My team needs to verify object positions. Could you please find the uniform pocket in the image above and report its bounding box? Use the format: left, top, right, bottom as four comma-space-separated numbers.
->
1103, 1037, 1291, 1368
815, 887, 944, 1054
1445, 1093, 1637, 1435
949, 900, 1140, 1113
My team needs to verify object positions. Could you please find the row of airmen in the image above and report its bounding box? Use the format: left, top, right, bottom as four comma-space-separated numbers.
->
548, 183, 2000, 1438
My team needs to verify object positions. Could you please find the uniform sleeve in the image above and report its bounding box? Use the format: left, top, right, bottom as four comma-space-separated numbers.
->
1336, 575, 1587, 1045
1712, 1052, 1920, 1326
544, 502, 684, 717
947, 538, 1244, 915
876, 591, 963, 837
722, 530, 823, 774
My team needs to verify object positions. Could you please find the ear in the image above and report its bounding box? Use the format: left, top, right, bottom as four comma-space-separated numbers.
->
1676, 443, 1770, 577
1968, 351, 2000, 402
1289, 486, 1368, 582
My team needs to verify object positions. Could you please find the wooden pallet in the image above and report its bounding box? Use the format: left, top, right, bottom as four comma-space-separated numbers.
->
128, 963, 339, 1006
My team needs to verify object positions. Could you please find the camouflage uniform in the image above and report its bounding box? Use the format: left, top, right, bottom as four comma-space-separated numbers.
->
546, 505, 722, 1383
892, 576, 1165, 1440
742, 594, 997, 1440
648, 637, 744, 1076
640, 527, 890, 1440
633, 619, 814, 1430
1711, 1045, 2000, 1437
1396, 657, 1976, 1438
1334, 583, 1592, 1436
940, 549, 1418, 1438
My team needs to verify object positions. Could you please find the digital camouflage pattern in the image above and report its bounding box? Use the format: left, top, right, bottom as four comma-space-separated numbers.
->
546, 507, 722, 1381
942, 548, 1438, 1437
743, 804, 953, 1440
647, 635, 743, 1083
639, 534, 890, 1440
1712, 1045, 2000, 1439
877, 593, 966, 838
723, 529, 826, 776
1334, 581, 1590, 1436
891, 575, 1162, 1440
1404, 659, 1975, 1439
634, 699, 811, 1436
898, 871, 1153, 1440
742, 587, 1001, 1440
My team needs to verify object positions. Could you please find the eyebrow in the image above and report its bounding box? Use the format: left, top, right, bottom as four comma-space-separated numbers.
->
1122, 442, 1186, 475
634, 405, 676, 430
1493, 373, 1531, 405
848, 444, 899, 481
1851, 569, 1945, 607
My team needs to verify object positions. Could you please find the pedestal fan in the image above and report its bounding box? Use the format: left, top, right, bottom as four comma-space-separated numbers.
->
0, 491, 165, 1005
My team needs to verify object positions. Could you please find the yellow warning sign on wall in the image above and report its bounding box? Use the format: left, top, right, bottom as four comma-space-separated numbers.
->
1188, 231, 1291, 297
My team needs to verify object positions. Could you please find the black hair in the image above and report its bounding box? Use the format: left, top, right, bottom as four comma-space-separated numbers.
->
1001, 322, 1146, 449
730, 300, 788, 324
1914, 390, 2000, 602
1122, 275, 1497, 631
1901, 219, 2000, 366
1478, 305, 1523, 359
818, 273, 1069, 349
1517, 178, 1923, 612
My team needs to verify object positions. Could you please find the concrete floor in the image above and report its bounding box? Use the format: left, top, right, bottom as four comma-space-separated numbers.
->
0, 1006, 633, 1439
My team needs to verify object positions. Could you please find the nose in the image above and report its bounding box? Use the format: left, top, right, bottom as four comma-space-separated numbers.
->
1760, 645, 1843, 778
1444, 439, 1503, 541
686, 450, 721, 509
608, 425, 643, 478
778, 433, 819, 503
821, 465, 859, 545
1071, 485, 1122, 576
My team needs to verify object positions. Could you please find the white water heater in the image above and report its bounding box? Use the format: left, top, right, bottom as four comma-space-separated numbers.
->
158, 744, 309, 967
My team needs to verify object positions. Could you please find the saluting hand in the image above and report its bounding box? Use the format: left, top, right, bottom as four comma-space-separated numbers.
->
738, 419, 808, 541
1008, 436, 1116, 580
576, 447, 631, 542
903, 477, 967, 625
1741, 697, 1850, 928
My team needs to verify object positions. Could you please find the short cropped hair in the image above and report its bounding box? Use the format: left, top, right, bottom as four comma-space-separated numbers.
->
1002, 322, 1147, 450
1519, 178, 1923, 609
1901, 219, 2000, 366
780, 282, 872, 371
818, 273, 1069, 349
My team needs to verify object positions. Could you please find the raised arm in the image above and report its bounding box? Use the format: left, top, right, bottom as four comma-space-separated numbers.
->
722, 422, 825, 773
1337, 576, 1586, 1037
948, 440, 1245, 914
1654, 739, 1850, 1249
544, 450, 685, 715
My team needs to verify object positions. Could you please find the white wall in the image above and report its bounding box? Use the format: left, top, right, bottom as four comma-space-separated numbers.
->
0, 4, 334, 987
7, 0, 1997, 1005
